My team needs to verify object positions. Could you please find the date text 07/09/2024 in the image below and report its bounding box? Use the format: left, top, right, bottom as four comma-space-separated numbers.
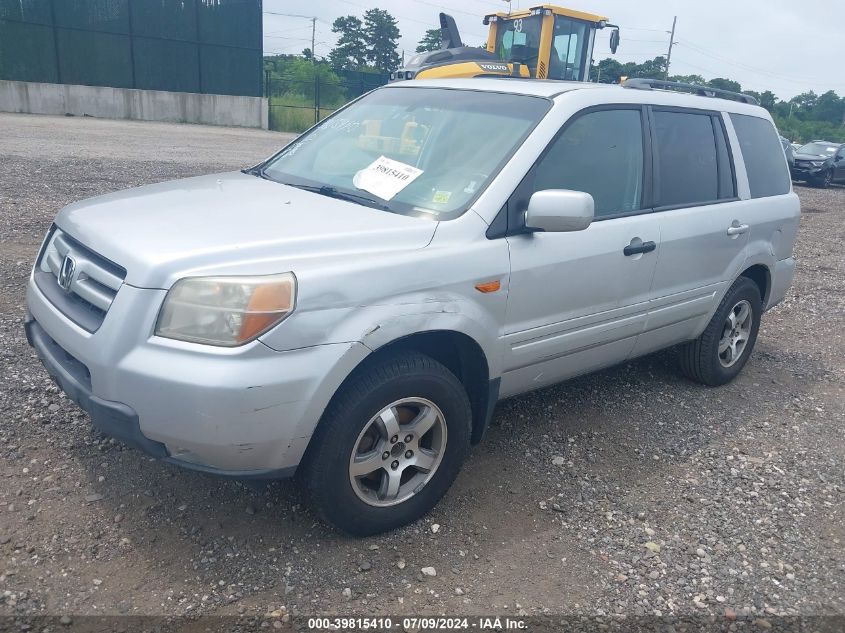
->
306, 616, 527, 630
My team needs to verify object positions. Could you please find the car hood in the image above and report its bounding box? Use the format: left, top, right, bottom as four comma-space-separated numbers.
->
793, 153, 832, 161
55, 171, 438, 288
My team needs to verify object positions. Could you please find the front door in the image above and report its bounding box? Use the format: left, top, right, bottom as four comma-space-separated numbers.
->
835, 146, 845, 182
501, 106, 659, 397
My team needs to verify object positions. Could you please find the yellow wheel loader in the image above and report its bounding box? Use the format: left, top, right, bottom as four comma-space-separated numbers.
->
391, 5, 620, 83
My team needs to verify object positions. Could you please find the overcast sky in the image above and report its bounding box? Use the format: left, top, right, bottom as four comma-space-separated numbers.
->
263, 0, 844, 100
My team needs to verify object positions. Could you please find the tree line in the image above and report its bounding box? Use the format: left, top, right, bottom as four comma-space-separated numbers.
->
327, 9, 401, 74
592, 55, 845, 142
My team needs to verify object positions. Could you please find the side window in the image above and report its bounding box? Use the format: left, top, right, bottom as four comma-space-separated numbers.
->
653, 110, 721, 207
530, 108, 644, 218
729, 113, 790, 198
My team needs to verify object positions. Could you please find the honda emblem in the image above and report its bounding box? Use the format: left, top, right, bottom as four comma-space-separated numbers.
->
58, 255, 76, 291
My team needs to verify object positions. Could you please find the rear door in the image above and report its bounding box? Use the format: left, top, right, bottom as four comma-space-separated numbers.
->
501, 106, 660, 396
725, 112, 798, 275
633, 107, 748, 357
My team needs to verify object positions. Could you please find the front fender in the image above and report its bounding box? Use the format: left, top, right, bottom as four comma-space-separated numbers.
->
265, 291, 505, 379
355, 301, 504, 379
278, 294, 505, 466
259, 213, 510, 376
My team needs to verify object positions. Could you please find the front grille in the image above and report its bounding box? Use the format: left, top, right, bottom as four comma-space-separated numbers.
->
34, 227, 126, 332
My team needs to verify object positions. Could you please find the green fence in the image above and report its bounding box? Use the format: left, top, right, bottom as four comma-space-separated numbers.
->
0, 0, 263, 97
266, 70, 389, 133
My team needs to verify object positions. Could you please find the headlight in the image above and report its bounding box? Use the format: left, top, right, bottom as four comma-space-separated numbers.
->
155, 273, 296, 346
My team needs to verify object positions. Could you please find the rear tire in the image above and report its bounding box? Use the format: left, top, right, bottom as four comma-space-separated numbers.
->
301, 351, 471, 536
678, 276, 762, 387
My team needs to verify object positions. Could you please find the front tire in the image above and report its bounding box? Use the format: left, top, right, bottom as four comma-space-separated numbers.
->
814, 170, 833, 188
301, 352, 471, 536
678, 276, 762, 386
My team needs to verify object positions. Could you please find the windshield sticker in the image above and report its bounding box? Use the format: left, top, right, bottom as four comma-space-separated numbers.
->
432, 190, 452, 204
278, 134, 316, 159
463, 181, 478, 194
320, 117, 360, 133
277, 118, 361, 160
353, 155, 423, 200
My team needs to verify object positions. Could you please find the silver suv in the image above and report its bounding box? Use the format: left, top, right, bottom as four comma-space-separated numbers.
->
25, 78, 799, 535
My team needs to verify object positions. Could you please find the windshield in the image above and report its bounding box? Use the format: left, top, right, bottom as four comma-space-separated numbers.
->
262, 88, 550, 219
797, 142, 838, 156
494, 15, 543, 70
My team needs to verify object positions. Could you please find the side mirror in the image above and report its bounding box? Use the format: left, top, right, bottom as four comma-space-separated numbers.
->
524, 189, 594, 233
609, 28, 620, 54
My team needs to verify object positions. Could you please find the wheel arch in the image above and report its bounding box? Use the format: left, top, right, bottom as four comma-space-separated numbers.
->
739, 263, 771, 308
321, 330, 497, 447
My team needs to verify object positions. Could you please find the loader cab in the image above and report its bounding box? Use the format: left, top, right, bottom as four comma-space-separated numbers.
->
390, 4, 618, 83
485, 5, 613, 81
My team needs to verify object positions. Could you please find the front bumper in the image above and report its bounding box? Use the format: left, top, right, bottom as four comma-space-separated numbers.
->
790, 165, 825, 181
25, 317, 170, 460
25, 275, 369, 477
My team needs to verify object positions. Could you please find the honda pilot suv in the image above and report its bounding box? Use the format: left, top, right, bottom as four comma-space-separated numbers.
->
26, 78, 799, 535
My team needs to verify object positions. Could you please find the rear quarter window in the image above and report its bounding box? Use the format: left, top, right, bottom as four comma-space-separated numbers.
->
729, 113, 790, 198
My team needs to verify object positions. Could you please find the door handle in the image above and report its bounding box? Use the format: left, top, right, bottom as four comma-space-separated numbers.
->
623, 240, 657, 256
727, 223, 749, 236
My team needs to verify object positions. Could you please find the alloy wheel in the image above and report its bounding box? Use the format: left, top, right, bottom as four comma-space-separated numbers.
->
718, 299, 753, 368
348, 398, 447, 507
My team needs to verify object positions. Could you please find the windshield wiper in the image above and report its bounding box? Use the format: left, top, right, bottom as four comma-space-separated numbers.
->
243, 165, 269, 179
284, 183, 391, 211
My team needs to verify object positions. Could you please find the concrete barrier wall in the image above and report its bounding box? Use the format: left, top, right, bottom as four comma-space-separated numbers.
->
0, 80, 269, 129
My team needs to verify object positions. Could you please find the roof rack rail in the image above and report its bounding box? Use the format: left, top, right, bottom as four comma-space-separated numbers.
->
621, 78, 759, 106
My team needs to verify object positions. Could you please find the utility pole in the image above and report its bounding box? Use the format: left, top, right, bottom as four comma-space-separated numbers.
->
664, 16, 677, 80
265, 11, 318, 60
310, 17, 316, 63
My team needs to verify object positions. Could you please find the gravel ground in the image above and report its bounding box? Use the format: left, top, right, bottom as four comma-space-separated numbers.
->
0, 113, 843, 628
